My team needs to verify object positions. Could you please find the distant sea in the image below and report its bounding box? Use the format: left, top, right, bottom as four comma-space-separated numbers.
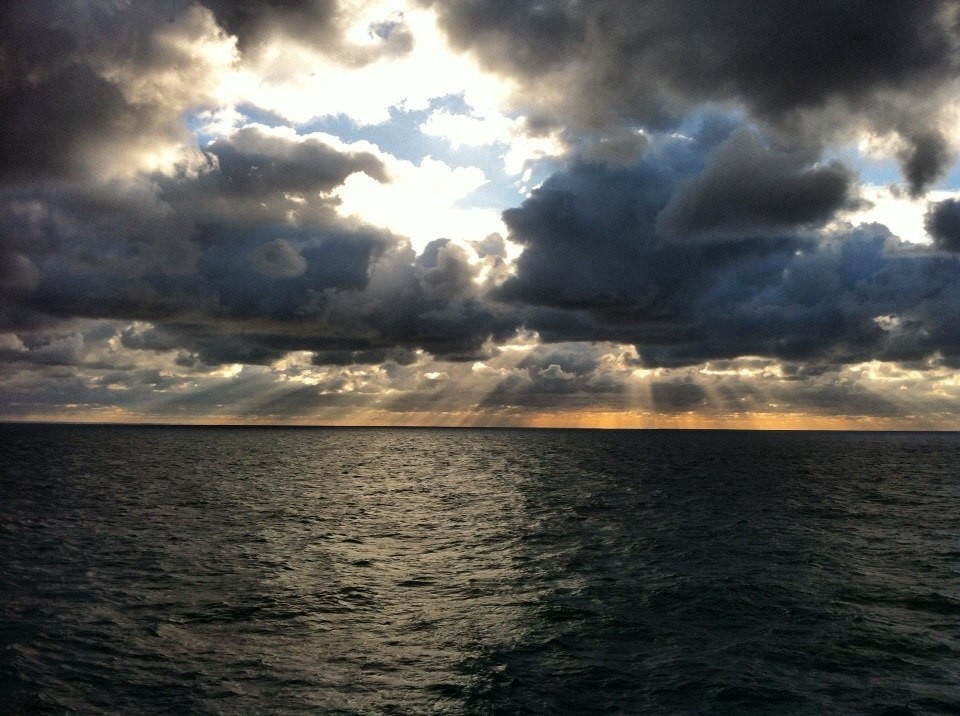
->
1, 424, 958, 714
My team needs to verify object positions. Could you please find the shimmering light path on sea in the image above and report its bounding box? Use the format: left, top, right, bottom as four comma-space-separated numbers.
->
2, 425, 959, 713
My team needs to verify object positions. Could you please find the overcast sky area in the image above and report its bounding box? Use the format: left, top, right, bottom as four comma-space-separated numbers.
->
7, 1, 960, 427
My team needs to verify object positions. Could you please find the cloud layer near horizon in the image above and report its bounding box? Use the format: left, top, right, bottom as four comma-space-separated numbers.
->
4, 0, 960, 426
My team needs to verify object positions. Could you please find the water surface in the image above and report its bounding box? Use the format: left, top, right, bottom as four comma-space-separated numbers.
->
1, 426, 959, 713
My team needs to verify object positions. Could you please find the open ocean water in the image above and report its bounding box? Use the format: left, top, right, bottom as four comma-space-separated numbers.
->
1, 425, 959, 714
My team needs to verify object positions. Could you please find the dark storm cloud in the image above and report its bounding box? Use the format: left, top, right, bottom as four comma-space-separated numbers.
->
308, 239, 516, 361
0, 252, 39, 296
8, 95, 960, 387
578, 129, 649, 168
496, 120, 809, 316
899, 131, 953, 198
191, 337, 288, 367
0, 0, 412, 353
0, 64, 138, 183
208, 126, 387, 196
251, 239, 308, 277
93, 232, 500, 365
498, 129, 960, 370
0, 320, 148, 371
689, 231, 960, 369
425, 1, 955, 115
210, 231, 390, 317
200, 0, 339, 49
0, 108, 509, 365
925, 198, 960, 251
774, 379, 904, 418
201, 0, 413, 61
9, 1, 960, 426
0, 1, 205, 184
0, 179, 206, 332
0, 332, 86, 367
0, 0, 406, 187
107, 237, 510, 366
656, 130, 856, 240
422, 0, 960, 192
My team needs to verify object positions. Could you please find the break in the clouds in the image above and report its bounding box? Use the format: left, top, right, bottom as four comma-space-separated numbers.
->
5, 1, 960, 427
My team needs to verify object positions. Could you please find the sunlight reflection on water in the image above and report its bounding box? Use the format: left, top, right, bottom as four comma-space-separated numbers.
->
2, 426, 959, 713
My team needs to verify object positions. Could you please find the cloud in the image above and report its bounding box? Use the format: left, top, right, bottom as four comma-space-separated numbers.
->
469, 233, 507, 259
0, 122, 396, 342
6, 2, 960, 425
209, 124, 387, 196
898, 130, 953, 198
311, 347, 418, 366
649, 381, 707, 413
496, 120, 755, 313
309, 238, 515, 360
201, 0, 339, 51
843, 185, 948, 244
0, 3, 237, 182
0, 252, 39, 296
7, 103, 960, 398
656, 130, 856, 240
250, 238, 308, 277
0, 63, 135, 183
201, 0, 414, 64
495, 129, 960, 370
578, 129, 649, 168
478, 343, 629, 409
97, 234, 509, 369
925, 198, 960, 251
422, 0, 960, 193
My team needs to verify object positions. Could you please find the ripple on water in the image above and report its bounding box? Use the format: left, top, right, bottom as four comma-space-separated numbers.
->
1, 426, 959, 713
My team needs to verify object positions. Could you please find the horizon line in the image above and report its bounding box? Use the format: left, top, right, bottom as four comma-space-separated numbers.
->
1, 419, 958, 433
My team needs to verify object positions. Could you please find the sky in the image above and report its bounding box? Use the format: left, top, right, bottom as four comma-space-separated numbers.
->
6, 1, 960, 428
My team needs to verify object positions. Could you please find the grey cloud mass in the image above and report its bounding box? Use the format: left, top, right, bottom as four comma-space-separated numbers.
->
925, 198, 960, 252
209, 126, 387, 196
422, 0, 960, 193
4, 1, 960, 424
498, 126, 960, 370
251, 239, 308, 277
203, 0, 414, 61
656, 130, 857, 240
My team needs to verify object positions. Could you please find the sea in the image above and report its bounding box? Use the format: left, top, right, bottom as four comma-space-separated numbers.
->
1, 424, 958, 714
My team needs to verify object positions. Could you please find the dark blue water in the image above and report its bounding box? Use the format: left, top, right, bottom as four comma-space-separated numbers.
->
1, 425, 958, 714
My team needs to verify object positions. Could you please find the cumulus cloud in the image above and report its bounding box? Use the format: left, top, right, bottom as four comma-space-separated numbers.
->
925, 198, 960, 251
209, 125, 387, 196
497, 128, 960, 371
422, 0, 960, 193
0, 3, 237, 182
481, 343, 629, 409
6, 1, 960, 425
656, 130, 857, 240
578, 129, 649, 168
899, 130, 952, 198
251, 239, 308, 277
202, 0, 414, 63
